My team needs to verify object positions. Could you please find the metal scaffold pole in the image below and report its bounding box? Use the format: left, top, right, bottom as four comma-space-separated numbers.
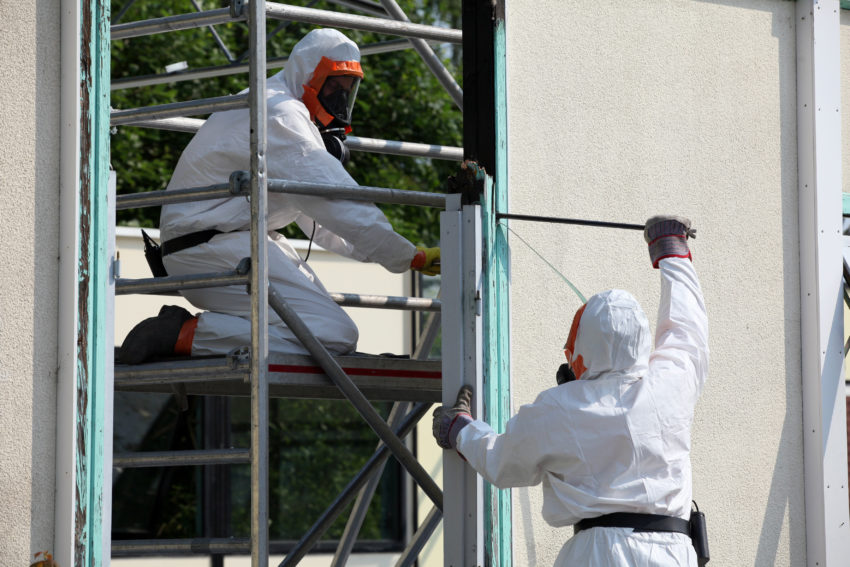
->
441, 194, 485, 566
246, 0, 270, 564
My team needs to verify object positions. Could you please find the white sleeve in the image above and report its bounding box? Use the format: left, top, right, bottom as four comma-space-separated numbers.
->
267, 105, 417, 273
455, 395, 559, 489
649, 258, 710, 399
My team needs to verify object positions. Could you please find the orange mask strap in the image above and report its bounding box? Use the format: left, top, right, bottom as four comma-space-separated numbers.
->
302, 56, 364, 130
563, 304, 588, 380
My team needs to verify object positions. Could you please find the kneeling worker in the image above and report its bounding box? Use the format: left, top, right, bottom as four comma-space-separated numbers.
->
120, 29, 439, 364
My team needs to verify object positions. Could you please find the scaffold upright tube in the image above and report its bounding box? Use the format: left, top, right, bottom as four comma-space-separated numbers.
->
265, 2, 462, 44
247, 0, 271, 564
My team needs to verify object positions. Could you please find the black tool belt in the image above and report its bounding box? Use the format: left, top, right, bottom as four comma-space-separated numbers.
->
161, 229, 225, 257
574, 512, 690, 535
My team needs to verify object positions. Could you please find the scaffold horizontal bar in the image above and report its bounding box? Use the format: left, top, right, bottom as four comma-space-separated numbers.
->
111, 8, 244, 41
110, 93, 248, 126
264, 178, 447, 208
113, 448, 250, 468
111, 3, 461, 44
112, 538, 251, 556
115, 354, 442, 402
266, 2, 462, 44
111, 537, 395, 556
111, 38, 418, 91
115, 356, 249, 384
328, 0, 387, 17
115, 270, 249, 295
115, 116, 464, 161
346, 136, 463, 161
117, 176, 446, 210
330, 292, 440, 311
116, 183, 231, 209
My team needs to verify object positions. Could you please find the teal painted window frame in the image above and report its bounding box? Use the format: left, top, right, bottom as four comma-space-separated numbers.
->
75, 0, 111, 565
481, 15, 512, 567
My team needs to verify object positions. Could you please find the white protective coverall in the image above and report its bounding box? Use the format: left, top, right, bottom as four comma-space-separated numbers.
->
456, 257, 708, 566
159, 29, 416, 356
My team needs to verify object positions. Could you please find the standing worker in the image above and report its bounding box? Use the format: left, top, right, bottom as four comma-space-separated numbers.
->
121, 28, 440, 364
433, 215, 709, 566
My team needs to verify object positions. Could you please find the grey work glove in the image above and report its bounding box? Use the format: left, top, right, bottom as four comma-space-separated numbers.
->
644, 215, 696, 269
432, 385, 474, 450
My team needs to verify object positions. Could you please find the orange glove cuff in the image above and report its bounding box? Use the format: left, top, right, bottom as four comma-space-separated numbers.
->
411, 250, 426, 269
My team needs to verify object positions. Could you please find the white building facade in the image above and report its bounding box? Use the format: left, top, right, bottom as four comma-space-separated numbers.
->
1, 1, 849, 566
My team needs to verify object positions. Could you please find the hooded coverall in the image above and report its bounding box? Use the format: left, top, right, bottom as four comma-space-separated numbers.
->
456, 257, 708, 566
159, 29, 416, 356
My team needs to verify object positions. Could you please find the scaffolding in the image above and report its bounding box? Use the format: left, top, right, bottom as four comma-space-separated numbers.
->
109, 1, 485, 565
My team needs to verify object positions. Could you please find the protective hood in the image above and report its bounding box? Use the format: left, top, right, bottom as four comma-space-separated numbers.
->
565, 289, 650, 381
277, 28, 363, 130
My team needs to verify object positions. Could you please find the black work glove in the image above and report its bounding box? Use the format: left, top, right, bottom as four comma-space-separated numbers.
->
644, 215, 696, 268
432, 385, 473, 450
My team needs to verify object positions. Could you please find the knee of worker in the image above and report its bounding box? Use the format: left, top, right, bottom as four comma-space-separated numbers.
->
304, 310, 359, 355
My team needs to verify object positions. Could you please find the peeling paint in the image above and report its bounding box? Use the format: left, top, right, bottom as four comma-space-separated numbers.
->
75, 0, 93, 559
75, 0, 110, 565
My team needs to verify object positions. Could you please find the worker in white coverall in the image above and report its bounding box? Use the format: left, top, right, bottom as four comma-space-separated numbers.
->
433, 216, 708, 566
120, 29, 440, 364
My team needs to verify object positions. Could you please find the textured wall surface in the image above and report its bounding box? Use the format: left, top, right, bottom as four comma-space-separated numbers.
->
843, 11, 850, 196
0, 1, 60, 564
842, 6, 850, 515
505, 1, 802, 565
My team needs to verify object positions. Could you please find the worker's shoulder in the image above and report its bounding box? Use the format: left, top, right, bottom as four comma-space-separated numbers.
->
532, 383, 583, 410
267, 91, 308, 117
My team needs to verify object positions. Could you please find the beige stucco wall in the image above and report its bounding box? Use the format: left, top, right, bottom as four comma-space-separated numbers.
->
505, 0, 802, 565
844, 11, 850, 197
0, 1, 61, 565
843, 12, 849, 383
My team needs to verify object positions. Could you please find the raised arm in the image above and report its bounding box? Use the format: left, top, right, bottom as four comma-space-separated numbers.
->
644, 215, 709, 397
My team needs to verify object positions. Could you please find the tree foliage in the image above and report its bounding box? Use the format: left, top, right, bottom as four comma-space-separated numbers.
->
111, 0, 463, 246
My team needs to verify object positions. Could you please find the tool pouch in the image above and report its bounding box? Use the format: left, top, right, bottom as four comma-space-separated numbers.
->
690, 501, 710, 566
142, 229, 168, 278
